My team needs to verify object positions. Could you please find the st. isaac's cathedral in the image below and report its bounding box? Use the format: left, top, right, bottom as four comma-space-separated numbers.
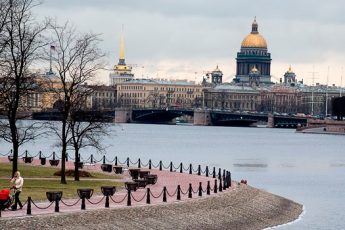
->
233, 17, 272, 85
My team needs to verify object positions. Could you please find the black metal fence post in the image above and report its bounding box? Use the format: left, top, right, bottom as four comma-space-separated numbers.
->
177, 185, 181, 200
81, 195, 86, 210
219, 178, 223, 192
114, 156, 117, 166
188, 183, 192, 198
229, 172, 232, 187
197, 165, 201, 176
105, 195, 110, 208
159, 161, 162, 171
53, 152, 56, 160
39, 151, 42, 159
212, 167, 216, 178
218, 168, 222, 180
91, 154, 94, 164
205, 166, 209, 177
179, 163, 183, 173
189, 164, 192, 174
25, 150, 28, 158
146, 188, 151, 204
55, 196, 60, 212
163, 187, 167, 202
138, 158, 141, 168
170, 162, 173, 172
27, 196, 31, 215
207, 181, 211, 195
214, 179, 218, 194
126, 157, 130, 167
223, 176, 227, 190
198, 182, 202, 197
127, 189, 131, 206
149, 159, 152, 169
103, 155, 106, 164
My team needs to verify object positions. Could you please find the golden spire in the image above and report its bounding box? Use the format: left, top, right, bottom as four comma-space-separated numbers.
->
288, 65, 292, 73
119, 33, 125, 60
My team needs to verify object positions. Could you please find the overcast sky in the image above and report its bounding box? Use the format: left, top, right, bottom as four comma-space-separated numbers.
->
34, 0, 345, 86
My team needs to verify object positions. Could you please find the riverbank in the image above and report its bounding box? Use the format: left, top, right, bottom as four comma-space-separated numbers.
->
0, 184, 303, 230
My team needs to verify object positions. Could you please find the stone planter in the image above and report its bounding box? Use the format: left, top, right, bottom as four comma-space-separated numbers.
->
113, 166, 123, 174
101, 186, 116, 196
46, 191, 63, 202
49, 159, 60, 166
128, 168, 140, 180
101, 164, 112, 172
145, 174, 158, 185
77, 188, 94, 199
125, 182, 138, 191
22, 156, 33, 163
40, 157, 46, 165
74, 162, 84, 169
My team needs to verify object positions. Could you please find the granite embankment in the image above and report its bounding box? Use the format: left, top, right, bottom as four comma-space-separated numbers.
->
0, 184, 303, 230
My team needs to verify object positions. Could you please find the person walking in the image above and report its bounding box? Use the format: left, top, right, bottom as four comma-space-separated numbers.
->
10, 171, 24, 210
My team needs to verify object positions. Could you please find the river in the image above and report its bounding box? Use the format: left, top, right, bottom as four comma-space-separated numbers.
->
1, 123, 344, 229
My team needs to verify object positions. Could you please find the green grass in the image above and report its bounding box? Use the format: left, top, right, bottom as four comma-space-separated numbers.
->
0, 163, 121, 179
0, 162, 124, 201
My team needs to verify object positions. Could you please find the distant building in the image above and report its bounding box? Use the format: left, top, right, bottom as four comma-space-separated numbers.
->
85, 85, 116, 110
109, 33, 134, 85
211, 65, 223, 84
283, 66, 297, 86
116, 79, 202, 108
234, 18, 272, 85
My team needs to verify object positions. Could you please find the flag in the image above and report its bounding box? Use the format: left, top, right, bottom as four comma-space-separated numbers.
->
50, 45, 56, 51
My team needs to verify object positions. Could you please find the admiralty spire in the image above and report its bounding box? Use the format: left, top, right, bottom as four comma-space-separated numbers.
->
233, 17, 272, 85
109, 32, 134, 85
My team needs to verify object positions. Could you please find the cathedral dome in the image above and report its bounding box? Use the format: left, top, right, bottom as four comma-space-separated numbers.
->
241, 18, 267, 49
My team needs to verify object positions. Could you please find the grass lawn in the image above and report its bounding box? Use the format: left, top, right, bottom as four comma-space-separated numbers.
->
0, 163, 124, 201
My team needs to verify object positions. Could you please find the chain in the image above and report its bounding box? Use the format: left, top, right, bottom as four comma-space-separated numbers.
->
151, 162, 160, 168
110, 194, 127, 204
166, 188, 177, 197
183, 165, 190, 172
86, 196, 105, 205
117, 158, 127, 165
130, 192, 147, 202
60, 198, 81, 207
180, 188, 188, 195
129, 158, 139, 165
172, 163, 180, 170
0, 150, 12, 156
141, 160, 149, 167
162, 163, 170, 170
45, 153, 53, 159
32, 152, 40, 158
150, 189, 164, 199
31, 200, 55, 209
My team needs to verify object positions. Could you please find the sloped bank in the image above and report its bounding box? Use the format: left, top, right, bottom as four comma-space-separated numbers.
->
0, 184, 303, 230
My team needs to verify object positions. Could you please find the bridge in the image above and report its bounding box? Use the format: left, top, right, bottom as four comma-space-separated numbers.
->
115, 108, 308, 128
131, 108, 194, 123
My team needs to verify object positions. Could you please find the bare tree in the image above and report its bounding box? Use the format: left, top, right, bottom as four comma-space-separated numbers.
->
0, 0, 48, 176
49, 22, 105, 184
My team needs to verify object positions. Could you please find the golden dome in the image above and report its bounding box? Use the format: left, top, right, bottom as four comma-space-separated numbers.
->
241, 34, 267, 48
241, 17, 267, 49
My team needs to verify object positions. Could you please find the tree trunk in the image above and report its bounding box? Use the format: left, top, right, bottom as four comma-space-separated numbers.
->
74, 149, 80, 181
9, 115, 18, 177
60, 119, 67, 184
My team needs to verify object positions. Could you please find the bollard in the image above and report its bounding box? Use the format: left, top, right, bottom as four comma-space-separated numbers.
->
229, 172, 232, 187
103, 155, 106, 164
198, 165, 201, 176
223, 176, 227, 190
66, 152, 68, 162
81, 195, 86, 210
198, 182, 202, 197
114, 156, 117, 166
218, 168, 222, 180
146, 188, 151, 204
159, 161, 162, 171
105, 195, 110, 208
53, 152, 56, 160
207, 181, 211, 195
25, 150, 28, 158
127, 189, 131, 206
27, 196, 32, 215
55, 196, 60, 212
214, 179, 218, 194
138, 158, 141, 168
188, 183, 192, 198
149, 159, 152, 169
179, 163, 183, 173
177, 185, 181, 200
189, 164, 192, 174
91, 154, 94, 164
163, 187, 167, 202
206, 166, 209, 177
219, 179, 223, 192
212, 167, 216, 178
39, 151, 42, 159
127, 157, 130, 167
170, 162, 173, 172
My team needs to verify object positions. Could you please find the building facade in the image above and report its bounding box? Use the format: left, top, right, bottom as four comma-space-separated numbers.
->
116, 79, 203, 108
234, 18, 272, 85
